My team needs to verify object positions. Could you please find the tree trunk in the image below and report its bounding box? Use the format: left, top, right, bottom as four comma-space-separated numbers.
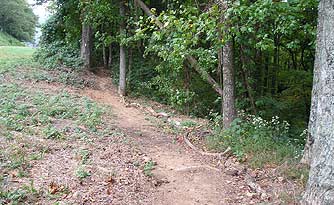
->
127, 48, 133, 89
103, 45, 108, 69
302, 0, 334, 204
119, 0, 126, 96
108, 42, 113, 69
222, 40, 236, 129
221, 0, 236, 129
81, 24, 93, 70
240, 45, 257, 115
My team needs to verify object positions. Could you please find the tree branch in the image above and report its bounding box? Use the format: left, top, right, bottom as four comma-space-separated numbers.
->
134, 0, 223, 96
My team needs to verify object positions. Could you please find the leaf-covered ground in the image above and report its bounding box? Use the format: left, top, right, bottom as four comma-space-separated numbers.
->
0, 46, 303, 204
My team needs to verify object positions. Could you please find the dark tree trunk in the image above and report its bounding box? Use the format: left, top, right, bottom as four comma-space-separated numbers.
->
81, 24, 93, 70
240, 45, 257, 115
127, 48, 133, 88
108, 42, 113, 69
302, 0, 334, 203
119, 0, 126, 96
265, 54, 271, 96
103, 45, 108, 69
274, 36, 280, 95
184, 61, 191, 115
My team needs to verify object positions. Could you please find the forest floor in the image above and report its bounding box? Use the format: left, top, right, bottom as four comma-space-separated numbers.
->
0, 46, 303, 204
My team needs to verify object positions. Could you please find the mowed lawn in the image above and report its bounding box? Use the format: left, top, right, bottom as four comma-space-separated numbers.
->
0, 46, 35, 60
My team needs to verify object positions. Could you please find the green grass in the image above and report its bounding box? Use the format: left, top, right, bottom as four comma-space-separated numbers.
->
0, 46, 36, 75
0, 46, 35, 59
0, 32, 24, 46
0, 46, 106, 204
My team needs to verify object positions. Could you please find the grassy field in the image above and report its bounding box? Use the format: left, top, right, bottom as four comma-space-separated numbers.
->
0, 32, 24, 46
0, 46, 36, 74
0, 46, 35, 59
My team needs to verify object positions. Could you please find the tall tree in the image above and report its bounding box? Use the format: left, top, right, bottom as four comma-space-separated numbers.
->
0, 0, 37, 42
302, 0, 334, 203
221, 0, 236, 129
80, 24, 93, 70
118, 0, 127, 96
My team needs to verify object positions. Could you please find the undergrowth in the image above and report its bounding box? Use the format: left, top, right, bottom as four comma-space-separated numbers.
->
206, 111, 308, 185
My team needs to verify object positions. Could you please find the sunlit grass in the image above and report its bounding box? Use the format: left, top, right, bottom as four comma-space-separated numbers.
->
0, 46, 35, 60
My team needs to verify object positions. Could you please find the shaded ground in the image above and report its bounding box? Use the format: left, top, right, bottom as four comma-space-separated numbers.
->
0, 47, 302, 204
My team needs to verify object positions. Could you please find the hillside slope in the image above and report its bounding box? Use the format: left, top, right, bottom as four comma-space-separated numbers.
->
0, 31, 24, 46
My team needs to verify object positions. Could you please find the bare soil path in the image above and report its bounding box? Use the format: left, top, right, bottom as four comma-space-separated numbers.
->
81, 75, 235, 205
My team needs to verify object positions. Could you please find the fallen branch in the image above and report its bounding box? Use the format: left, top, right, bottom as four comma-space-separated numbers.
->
183, 130, 231, 157
175, 165, 220, 172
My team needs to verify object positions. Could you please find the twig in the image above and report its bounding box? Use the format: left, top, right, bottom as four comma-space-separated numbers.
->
175, 165, 220, 172
183, 131, 231, 157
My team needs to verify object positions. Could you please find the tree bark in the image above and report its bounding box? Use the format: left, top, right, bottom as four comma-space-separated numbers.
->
222, 40, 236, 129
119, 0, 126, 96
81, 24, 93, 70
221, 0, 236, 129
302, 0, 334, 204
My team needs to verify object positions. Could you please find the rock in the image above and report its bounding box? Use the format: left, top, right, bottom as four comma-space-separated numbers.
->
73, 191, 80, 198
226, 169, 239, 176
142, 156, 151, 163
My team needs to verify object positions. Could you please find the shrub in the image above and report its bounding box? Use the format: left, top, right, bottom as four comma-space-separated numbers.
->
207, 112, 304, 168
34, 41, 83, 69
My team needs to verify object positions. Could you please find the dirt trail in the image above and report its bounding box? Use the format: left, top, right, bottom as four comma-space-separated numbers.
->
81, 74, 231, 205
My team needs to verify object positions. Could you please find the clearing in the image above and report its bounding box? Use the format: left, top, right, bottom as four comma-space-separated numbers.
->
0, 46, 301, 204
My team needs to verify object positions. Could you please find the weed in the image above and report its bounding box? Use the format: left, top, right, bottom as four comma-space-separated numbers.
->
180, 120, 197, 128
43, 125, 62, 139
0, 189, 27, 204
79, 149, 90, 165
0, 181, 40, 204
143, 161, 155, 177
75, 166, 91, 180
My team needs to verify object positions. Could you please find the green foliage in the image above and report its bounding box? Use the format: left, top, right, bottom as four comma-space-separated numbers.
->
0, 84, 104, 135
0, 32, 24, 46
0, 46, 36, 75
75, 166, 91, 180
34, 40, 83, 69
34, 0, 83, 69
0, 0, 37, 42
143, 160, 155, 177
207, 112, 303, 168
42, 125, 63, 139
